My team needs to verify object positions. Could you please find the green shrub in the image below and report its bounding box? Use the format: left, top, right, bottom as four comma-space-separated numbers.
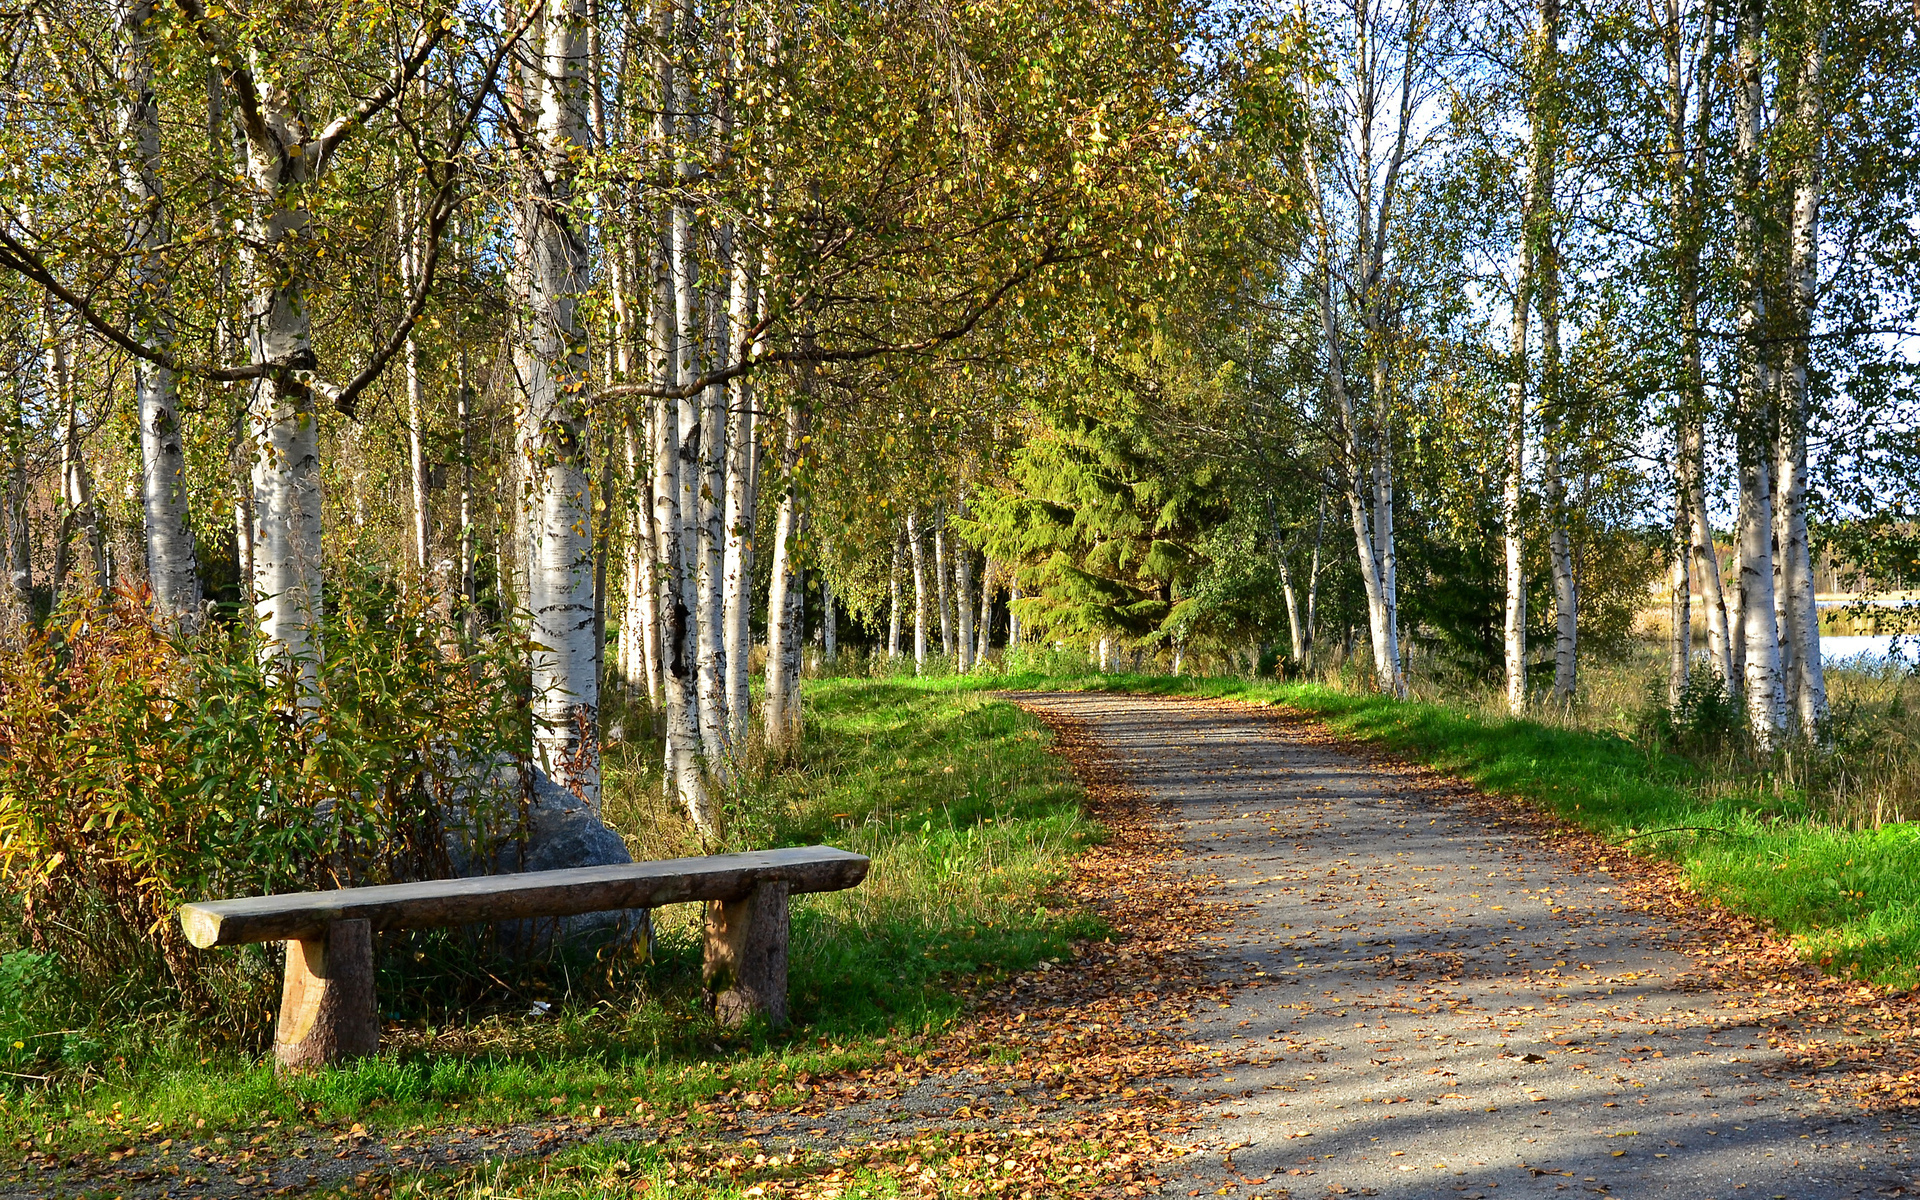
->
0, 586, 532, 1047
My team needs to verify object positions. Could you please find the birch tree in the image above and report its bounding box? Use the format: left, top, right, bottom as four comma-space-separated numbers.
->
1296, 0, 1454, 698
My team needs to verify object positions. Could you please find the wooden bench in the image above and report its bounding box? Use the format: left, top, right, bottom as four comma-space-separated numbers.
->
180, 846, 870, 1070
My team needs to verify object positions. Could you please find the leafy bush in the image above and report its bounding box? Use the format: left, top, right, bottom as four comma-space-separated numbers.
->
0, 586, 532, 1046
1638, 668, 1746, 757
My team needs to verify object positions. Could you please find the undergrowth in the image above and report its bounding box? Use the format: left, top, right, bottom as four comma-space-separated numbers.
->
0, 682, 1097, 1148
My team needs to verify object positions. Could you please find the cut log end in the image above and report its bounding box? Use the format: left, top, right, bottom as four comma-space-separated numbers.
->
179, 905, 223, 950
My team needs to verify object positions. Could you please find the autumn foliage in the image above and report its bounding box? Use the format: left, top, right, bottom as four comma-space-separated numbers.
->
0, 587, 530, 1029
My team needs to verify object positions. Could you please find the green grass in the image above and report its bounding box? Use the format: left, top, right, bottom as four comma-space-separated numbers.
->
0, 681, 1099, 1152
966, 666, 1920, 988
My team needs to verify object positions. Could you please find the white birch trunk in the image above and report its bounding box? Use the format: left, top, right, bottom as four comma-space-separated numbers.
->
1008, 576, 1022, 650
909, 510, 928, 673
1531, 0, 1575, 706
517, 0, 600, 807
887, 527, 904, 659
1732, 0, 1788, 746
823, 574, 837, 663
955, 543, 974, 672
457, 371, 476, 627
2, 373, 28, 624
401, 188, 432, 577
762, 402, 809, 751
1669, 464, 1692, 705
934, 521, 954, 657
120, 0, 200, 625
720, 226, 759, 745
1778, 20, 1828, 732
621, 413, 660, 702
1504, 190, 1532, 716
976, 558, 993, 664
648, 0, 713, 833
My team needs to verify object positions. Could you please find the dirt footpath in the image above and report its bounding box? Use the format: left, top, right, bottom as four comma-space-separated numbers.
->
1008, 691, 1919, 1200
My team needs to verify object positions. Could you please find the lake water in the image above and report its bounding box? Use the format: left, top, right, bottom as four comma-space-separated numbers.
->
1822, 635, 1920, 667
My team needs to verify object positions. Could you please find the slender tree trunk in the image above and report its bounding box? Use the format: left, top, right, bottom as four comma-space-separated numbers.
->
457, 370, 476, 629
402, 192, 432, 578
647, 0, 713, 834
1008, 575, 1022, 650
49, 323, 107, 600
516, 0, 600, 807
1527, 0, 1575, 706
720, 211, 759, 745
1, 372, 28, 625
822, 573, 837, 663
1504, 194, 1533, 716
934, 520, 954, 657
976, 558, 993, 664
1271, 494, 1307, 664
1728, 538, 1748, 685
120, 0, 200, 625
1669, 473, 1693, 705
1778, 15, 1828, 732
622, 413, 660, 700
887, 526, 904, 659
1315, 227, 1403, 698
781, 559, 804, 722
955, 542, 974, 671
234, 91, 329, 702
762, 399, 811, 752
909, 510, 928, 673
1733, 0, 1788, 746
1304, 479, 1325, 667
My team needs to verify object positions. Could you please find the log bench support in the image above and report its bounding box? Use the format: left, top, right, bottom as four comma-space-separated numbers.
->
179, 847, 866, 1071
704, 880, 789, 1028
275, 919, 379, 1070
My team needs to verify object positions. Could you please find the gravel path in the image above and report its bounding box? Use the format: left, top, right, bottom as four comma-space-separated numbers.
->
1009, 691, 1918, 1200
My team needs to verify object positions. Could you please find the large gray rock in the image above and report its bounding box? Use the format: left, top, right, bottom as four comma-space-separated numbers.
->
448, 766, 651, 958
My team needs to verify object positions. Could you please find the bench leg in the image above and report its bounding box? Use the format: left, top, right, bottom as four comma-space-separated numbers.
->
703, 881, 789, 1028
274, 918, 379, 1071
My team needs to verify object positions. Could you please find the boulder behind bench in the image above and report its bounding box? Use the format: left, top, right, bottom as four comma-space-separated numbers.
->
179, 846, 870, 1070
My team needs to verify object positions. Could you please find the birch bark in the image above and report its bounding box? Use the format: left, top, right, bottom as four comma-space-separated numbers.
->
887, 527, 904, 659
1732, 0, 1788, 745
976, 558, 993, 664
693, 193, 731, 769
119, 0, 200, 625
762, 400, 810, 751
516, 0, 600, 807
720, 220, 759, 744
823, 573, 837, 663
1504, 126, 1534, 716
1776, 10, 1827, 731
648, 0, 714, 833
934, 520, 954, 657
955, 542, 974, 671
909, 510, 928, 673
401, 183, 432, 576
2, 373, 27, 624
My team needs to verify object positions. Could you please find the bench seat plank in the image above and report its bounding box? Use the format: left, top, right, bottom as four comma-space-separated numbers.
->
180, 846, 869, 949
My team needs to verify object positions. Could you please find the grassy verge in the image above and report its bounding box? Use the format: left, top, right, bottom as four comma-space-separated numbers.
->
0, 681, 1098, 1155
974, 667, 1920, 989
